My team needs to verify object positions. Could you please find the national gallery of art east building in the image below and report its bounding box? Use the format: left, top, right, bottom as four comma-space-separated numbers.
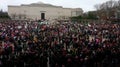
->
8, 2, 83, 20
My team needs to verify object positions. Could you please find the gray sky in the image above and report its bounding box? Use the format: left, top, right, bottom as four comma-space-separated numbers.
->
0, 0, 118, 12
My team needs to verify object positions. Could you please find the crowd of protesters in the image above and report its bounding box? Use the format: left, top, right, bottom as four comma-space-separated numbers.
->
0, 20, 120, 67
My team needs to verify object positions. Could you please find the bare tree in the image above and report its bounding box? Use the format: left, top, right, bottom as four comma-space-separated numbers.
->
94, 4, 101, 10
94, 0, 118, 20
118, 0, 120, 9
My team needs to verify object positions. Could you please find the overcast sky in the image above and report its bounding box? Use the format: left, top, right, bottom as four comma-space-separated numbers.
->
0, 0, 119, 12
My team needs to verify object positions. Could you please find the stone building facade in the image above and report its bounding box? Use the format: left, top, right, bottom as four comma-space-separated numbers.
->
8, 2, 83, 20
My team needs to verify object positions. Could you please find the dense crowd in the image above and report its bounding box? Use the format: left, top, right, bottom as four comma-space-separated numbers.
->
0, 20, 120, 67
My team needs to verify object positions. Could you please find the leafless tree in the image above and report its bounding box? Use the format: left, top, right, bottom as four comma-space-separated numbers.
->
94, 0, 118, 20
94, 4, 101, 10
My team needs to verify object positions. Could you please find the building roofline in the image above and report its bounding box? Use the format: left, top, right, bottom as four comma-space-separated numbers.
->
8, 5, 20, 7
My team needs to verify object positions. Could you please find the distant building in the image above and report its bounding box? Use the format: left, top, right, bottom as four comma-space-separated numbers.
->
8, 2, 83, 20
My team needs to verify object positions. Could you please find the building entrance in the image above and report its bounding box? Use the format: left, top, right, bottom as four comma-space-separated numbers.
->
41, 13, 45, 20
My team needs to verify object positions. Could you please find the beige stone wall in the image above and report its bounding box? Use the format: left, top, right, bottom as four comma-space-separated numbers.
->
8, 4, 83, 20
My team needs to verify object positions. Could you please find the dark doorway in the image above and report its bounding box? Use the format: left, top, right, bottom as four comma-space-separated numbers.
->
41, 13, 45, 20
